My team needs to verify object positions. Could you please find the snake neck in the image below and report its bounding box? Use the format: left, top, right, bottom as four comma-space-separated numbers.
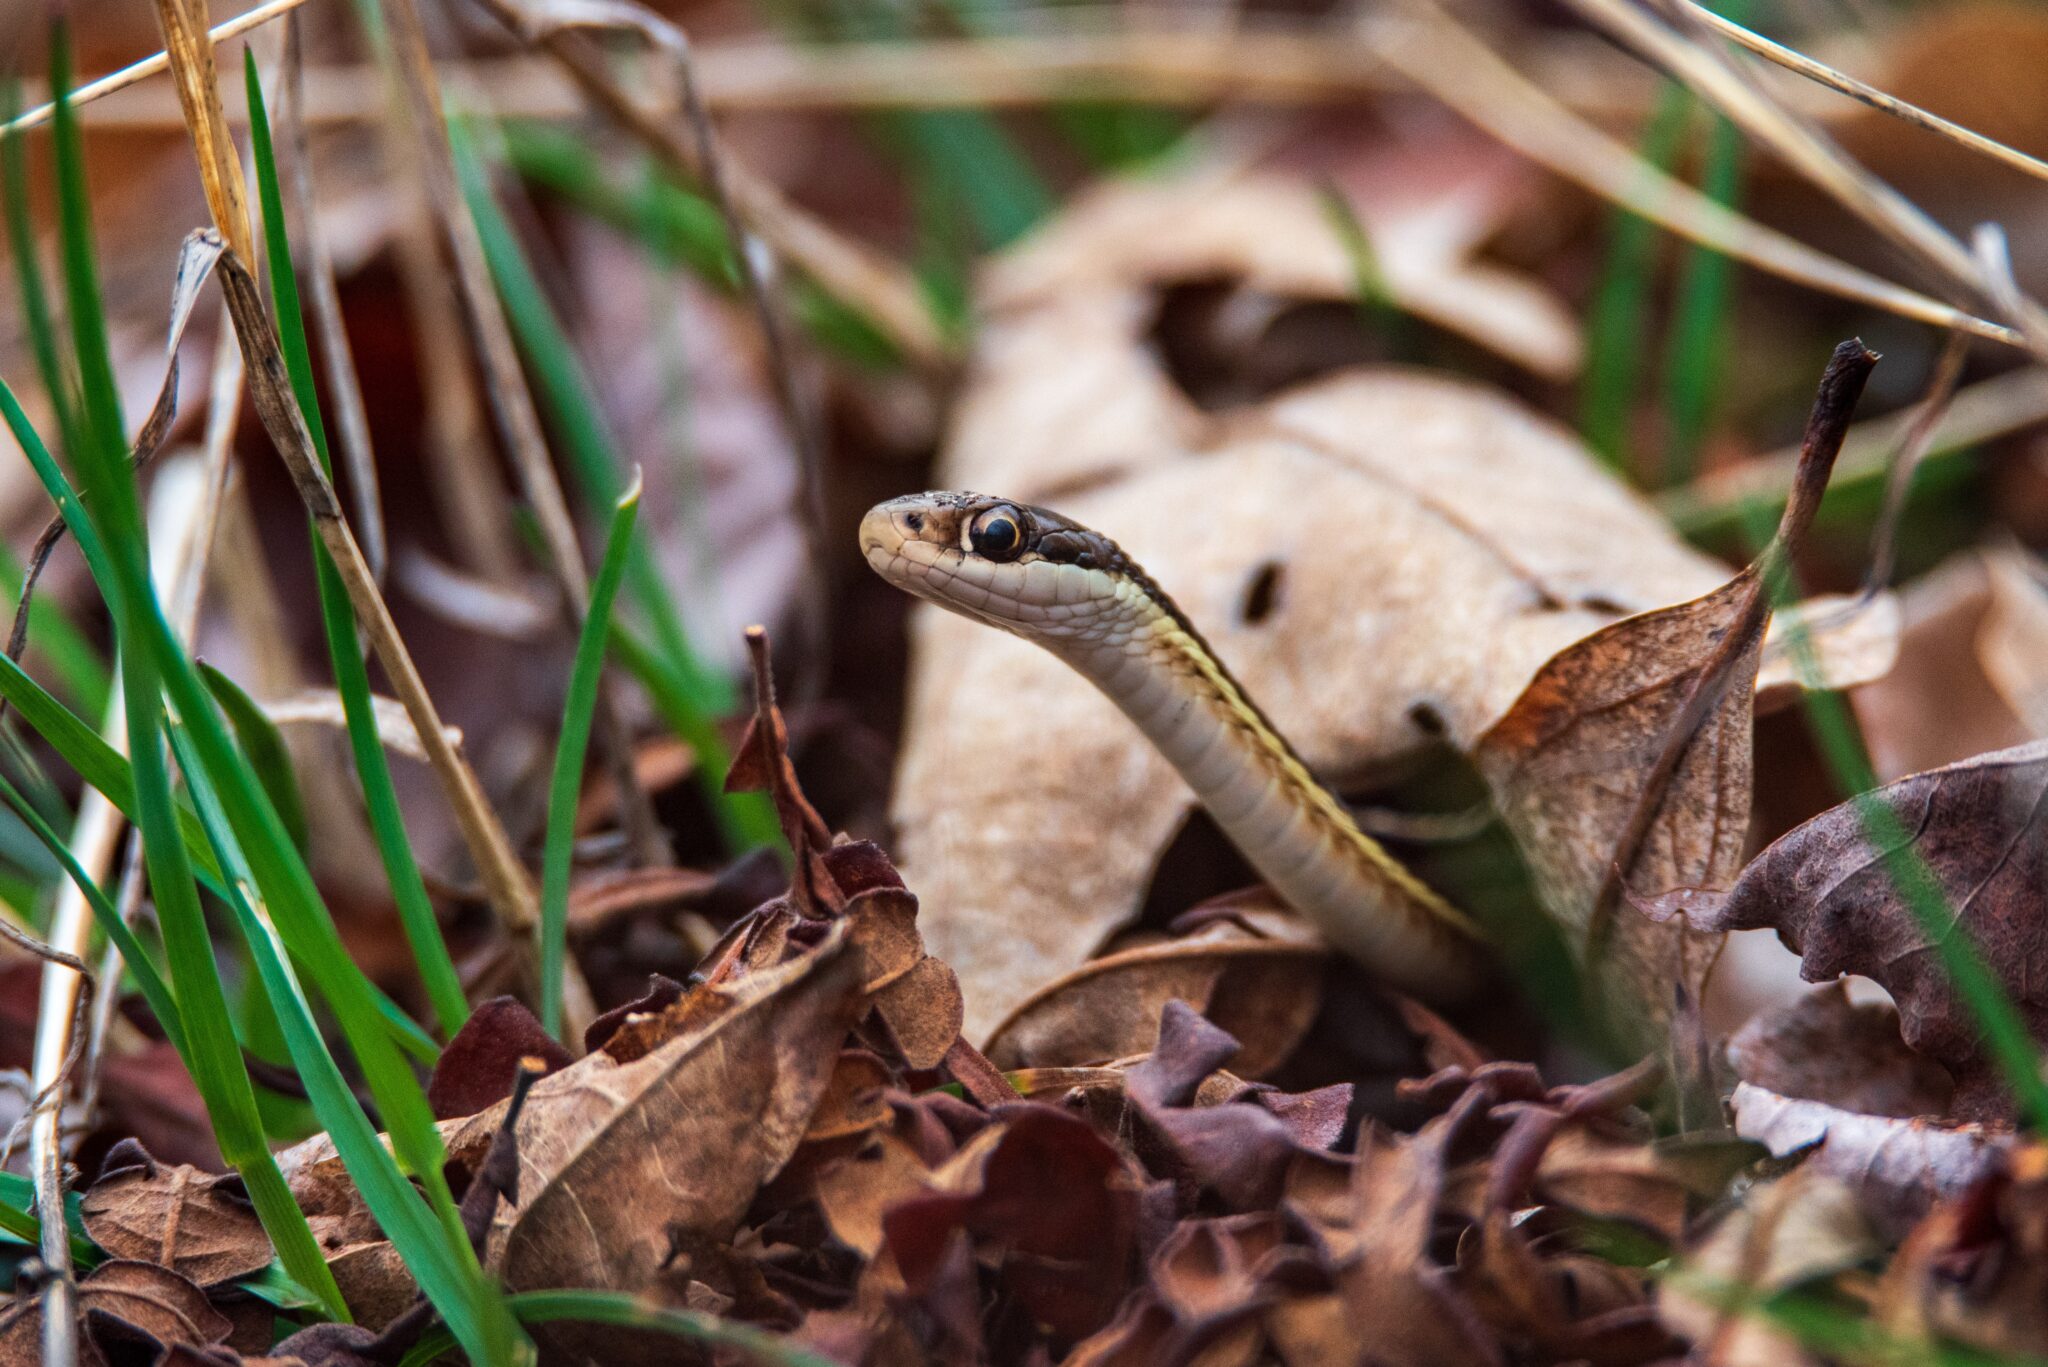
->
1056, 583, 1487, 968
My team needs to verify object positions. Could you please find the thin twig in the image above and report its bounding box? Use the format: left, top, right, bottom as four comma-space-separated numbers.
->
1367, 2, 2024, 350
1677, 0, 2048, 188
3, 0, 320, 138
1564, 0, 2048, 351
1863, 331, 1967, 600
374, 0, 668, 876
1663, 365, 2048, 527
213, 245, 543, 942
280, 14, 388, 582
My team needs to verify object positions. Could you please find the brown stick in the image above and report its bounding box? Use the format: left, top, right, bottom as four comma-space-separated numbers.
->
215, 245, 541, 940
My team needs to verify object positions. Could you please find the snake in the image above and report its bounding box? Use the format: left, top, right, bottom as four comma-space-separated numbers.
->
860, 490, 1492, 1003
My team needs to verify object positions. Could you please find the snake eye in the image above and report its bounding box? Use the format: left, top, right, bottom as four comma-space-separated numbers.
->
968, 507, 1024, 561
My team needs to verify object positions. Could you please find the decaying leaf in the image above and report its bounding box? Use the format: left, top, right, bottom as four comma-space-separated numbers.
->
1477, 342, 1875, 1047
985, 901, 1326, 1073
0, 1260, 233, 1366
985, 137, 1583, 381
881, 1103, 1140, 1342
1727, 983, 1954, 1119
1877, 1146, 2048, 1358
480, 935, 864, 1295
1731, 1082, 2009, 1238
1852, 551, 2037, 780
80, 1140, 274, 1288
1660, 1168, 1878, 1367
1662, 739, 2048, 1118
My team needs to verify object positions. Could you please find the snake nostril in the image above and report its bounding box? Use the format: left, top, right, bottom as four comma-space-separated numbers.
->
905, 512, 924, 533
1239, 561, 1284, 625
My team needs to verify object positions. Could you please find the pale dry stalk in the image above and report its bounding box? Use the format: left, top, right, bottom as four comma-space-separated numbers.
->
1369, 1, 2024, 350
29, 464, 210, 1367
1560, 0, 2048, 351
1677, 0, 2048, 186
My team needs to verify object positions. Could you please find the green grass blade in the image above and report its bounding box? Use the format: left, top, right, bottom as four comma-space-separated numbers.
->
540, 477, 640, 1037
200, 663, 310, 854
245, 54, 468, 1037
500, 123, 898, 369
2, 83, 83, 458
398, 1288, 837, 1367
1580, 83, 1692, 472
0, 1172, 95, 1265
456, 122, 779, 853
0, 764, 184, 1060
453, 122, 728, 715
46, 25, 346, 1317
0, 544, 110, 714
169, 722, 523, 1360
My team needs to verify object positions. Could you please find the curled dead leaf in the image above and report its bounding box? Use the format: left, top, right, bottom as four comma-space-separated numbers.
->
80, 1140, 274, 1287
1732, 1082, 2010, 1238
1664, 739, 2048, 1119
986, 907, 1327, 1073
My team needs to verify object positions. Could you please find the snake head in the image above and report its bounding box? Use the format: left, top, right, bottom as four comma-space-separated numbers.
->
860, 491, 1131, 636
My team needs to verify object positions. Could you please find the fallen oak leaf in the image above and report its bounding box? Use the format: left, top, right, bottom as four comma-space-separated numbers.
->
881, 1103, 1140, 1342
481, 932, 866, 1297
985, 903, 1327, 1074
1476, 340, 1877, 1048
0, 1260, 233, 1366
1651, 739, 2048, 1120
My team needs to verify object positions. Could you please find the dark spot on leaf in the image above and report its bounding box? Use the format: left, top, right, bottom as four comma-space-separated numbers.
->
1241, 560, 1284, 625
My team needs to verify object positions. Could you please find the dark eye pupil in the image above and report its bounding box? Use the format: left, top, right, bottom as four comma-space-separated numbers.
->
979, 518, 1016, 553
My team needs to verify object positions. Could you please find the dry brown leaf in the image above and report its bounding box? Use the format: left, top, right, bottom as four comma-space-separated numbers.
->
1727, 983, 1954, 1119
986, 139, 1581, 379
0, 1259, 233, 1365
481, 934, 864, 1296
985, 909, 1327, 1073
80, 1142, 274, 1287
1978, 543, 2048, 735
1476, 342, 1873, 1047
1852, 553, 2033, 780
1877, 1147, 2048, 1357
814, 1129, 930, 1261
1731, 1082, 2010, 1238
1654, 738, 2048, 1119
1755, 590, 1902, 709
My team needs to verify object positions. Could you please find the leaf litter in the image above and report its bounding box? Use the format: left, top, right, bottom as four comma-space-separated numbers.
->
23, 4, 2048, 1364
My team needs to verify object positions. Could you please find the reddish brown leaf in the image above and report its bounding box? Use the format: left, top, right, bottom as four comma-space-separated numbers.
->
426, 995, 573, 1121
1728, 983, 1954, 1119
1477, 341, 1875, 1048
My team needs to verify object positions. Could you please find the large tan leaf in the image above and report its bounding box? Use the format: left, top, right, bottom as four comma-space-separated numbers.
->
903, 370, 1727, 1039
